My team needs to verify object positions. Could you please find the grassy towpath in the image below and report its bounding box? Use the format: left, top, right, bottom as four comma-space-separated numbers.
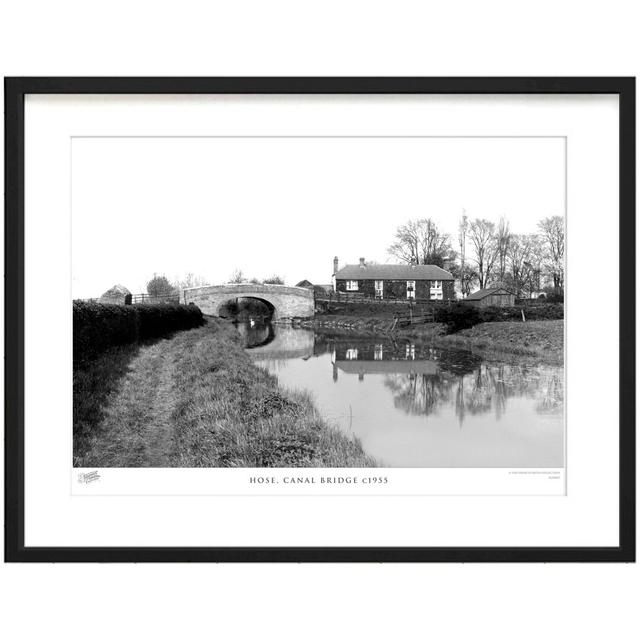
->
76, 319, 375, 468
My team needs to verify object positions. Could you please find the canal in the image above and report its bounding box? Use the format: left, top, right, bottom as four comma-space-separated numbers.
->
236, 318, 564, 468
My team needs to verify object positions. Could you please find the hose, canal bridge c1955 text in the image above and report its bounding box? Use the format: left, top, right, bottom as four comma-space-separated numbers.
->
248, 475, 389, 485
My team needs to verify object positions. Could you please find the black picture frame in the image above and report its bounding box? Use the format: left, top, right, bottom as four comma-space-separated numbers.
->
4, 77, 635, 563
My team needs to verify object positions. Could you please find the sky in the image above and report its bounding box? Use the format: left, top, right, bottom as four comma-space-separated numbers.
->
71, 136, 565, 298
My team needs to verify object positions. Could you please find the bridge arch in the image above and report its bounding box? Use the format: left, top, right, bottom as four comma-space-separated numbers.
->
182, 283, 315, 321
215, 295, 276, 320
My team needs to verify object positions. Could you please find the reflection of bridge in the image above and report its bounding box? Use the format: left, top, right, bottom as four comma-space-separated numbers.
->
183, 284, 314, 320
245, 324, 315, 360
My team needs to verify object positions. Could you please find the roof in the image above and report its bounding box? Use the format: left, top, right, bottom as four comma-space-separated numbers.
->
334, 263, 454, 280
295, 279, 314, 288
99, 284, 131, 298
464, 286, 514, 301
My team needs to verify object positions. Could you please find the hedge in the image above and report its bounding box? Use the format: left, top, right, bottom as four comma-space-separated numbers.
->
478, 303, 564, 323
73, 301, 204, 362
435, 303, 564, 334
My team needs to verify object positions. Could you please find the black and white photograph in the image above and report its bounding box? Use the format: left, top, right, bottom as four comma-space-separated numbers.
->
72, 136, 565, 472
6, 77, 632, 566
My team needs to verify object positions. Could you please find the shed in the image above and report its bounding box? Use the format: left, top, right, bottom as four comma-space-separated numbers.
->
463, 286, 516, 308
99, 284, 131, 305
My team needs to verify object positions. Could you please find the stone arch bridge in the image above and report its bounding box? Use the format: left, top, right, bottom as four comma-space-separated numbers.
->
182, 283, 314, 320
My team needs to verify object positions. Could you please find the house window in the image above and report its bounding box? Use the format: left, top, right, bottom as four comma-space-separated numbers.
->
430, 280, 443, 300
374, 280, 384, 298
431, 280, 442, 289
346, 348, 358, 360
374, 344, 384, 360
346, 280, 359, 291
406, 280, 416, 299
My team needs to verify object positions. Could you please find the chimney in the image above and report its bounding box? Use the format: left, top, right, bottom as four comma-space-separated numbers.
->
359, 257, 366, 268
442, 256, 451, 272
333, 256, 339, 274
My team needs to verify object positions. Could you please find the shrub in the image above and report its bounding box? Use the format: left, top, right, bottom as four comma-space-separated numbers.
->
435, 304, 481, 334
73, 301, 204, 363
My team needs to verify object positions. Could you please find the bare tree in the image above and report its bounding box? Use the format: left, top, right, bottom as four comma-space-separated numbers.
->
172, 272, 209, 290
538, 216, 565, 295
522, 235, 545, 297
495, 216, 511, 283
507, 234, 533, 297
468, 219, 498, 289
229, 269, 246, 284
388, 218, 452, 266
458, 212, 470, 296
263, 275, 285, 285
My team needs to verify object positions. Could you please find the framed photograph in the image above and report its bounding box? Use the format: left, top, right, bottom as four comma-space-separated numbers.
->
5, 77, 635, 562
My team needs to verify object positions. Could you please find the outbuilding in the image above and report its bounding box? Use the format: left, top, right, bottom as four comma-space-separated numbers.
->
462, 286, 516, 308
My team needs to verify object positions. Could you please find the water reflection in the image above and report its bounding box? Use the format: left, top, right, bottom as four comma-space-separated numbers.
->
237, 319, 564, 468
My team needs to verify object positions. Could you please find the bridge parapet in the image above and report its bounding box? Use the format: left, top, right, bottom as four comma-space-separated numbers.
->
182, 283, 314, 320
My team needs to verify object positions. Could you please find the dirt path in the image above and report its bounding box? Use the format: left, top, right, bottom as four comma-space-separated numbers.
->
83, 340, 180, 467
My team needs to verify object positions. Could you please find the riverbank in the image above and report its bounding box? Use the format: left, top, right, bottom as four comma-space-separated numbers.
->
431, 320, 564, 363
296, 314, 563, 363
75, 318, 375, 467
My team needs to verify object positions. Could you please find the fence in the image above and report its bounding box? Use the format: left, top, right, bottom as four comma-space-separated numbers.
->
314, 291, 453, 307
131, 292, 181, 305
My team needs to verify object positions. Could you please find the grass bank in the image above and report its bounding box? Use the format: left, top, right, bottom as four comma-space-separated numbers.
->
431, 320, 564, 363
75, 319, 375, 468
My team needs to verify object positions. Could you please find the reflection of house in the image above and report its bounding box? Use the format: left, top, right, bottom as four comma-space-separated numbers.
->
462, 285, 516, 308
332, 343, 439, 381
332, 257, 455, 300
335, 359, 439, 377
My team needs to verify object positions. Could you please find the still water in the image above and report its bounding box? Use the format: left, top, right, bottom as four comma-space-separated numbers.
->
236, 319, 564, 468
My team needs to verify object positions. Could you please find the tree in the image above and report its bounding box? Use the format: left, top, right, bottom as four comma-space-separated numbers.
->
538, 216, 565, 295
495, 216, 511, 283
522, 234, 545, 298
507, 234, 534, 297
388, 218, 452, 267
229, 269, 246, 284
457, 212, 473, 297
263, 275, 285, 285
172, 273, 209, 290
146, 274, 176, 297
468, 219, 498, 289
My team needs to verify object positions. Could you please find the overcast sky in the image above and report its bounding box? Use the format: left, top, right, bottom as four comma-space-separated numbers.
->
72, 136, 565, 298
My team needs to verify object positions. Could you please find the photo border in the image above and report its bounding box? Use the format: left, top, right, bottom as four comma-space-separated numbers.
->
4, 77, 635, 562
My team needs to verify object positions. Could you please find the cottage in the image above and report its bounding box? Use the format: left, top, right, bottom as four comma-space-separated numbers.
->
462, 285, 515, 308
332, 257, 455, 301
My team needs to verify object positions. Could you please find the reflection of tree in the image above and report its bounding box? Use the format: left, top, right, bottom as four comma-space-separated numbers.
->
536, 370, 564, 415
384, 373, 455, 416
385, 361, 563, 427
